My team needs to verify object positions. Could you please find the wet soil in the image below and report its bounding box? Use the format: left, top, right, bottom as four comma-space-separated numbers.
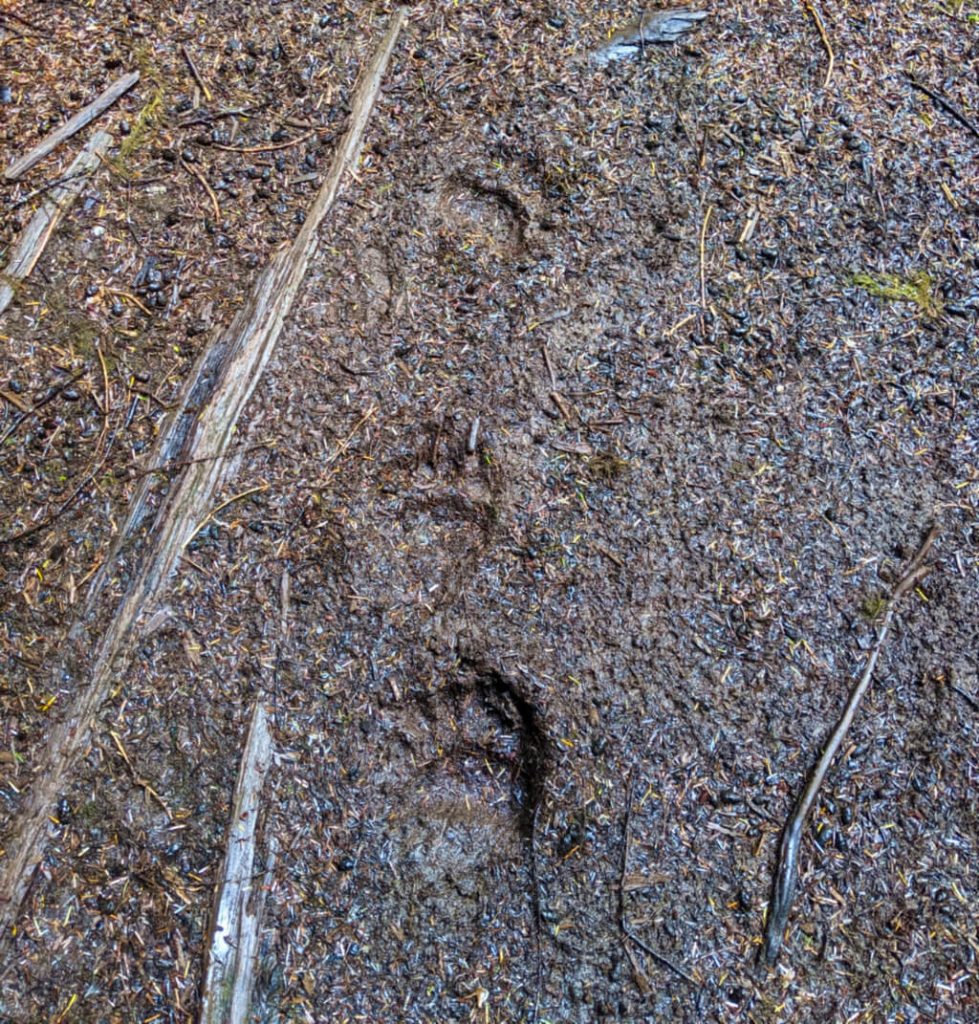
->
1, 1, 978, 1021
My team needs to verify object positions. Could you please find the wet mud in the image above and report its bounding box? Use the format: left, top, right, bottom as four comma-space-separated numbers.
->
1, 1, 977, 1021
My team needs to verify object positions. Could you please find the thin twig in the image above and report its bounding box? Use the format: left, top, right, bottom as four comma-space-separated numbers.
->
0, 366, 117, 547
211, 131, 318, 154
105, 288, 152, 316
271, 569, 290, 731
541, 344, 557, 390
178, 105, 264, 128
620, 772, 698, 987
763, 524, 941, 963
185, 483, 270, 545
130, 439, 274, 479
0, 370, 87, 446
7, 169, 92, 211
804, 1, 835, 89
180, 157, 222, 222
949, 684, 979, 714
905, 72, 979, 143
1, 133, 111, 314
181, 43, 213, 102
3, 72, 138, 180
531, 799, 544, 1024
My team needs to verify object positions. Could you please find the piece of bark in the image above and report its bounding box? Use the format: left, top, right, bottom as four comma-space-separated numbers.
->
0, 6, 407, 940
199, 702, 274, 1024
3, 71, 138, 180
592, 8, 707, 65
0, 131, 110, 315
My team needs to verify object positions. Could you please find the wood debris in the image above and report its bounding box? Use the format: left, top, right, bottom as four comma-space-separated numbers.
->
0, 132, 110, 315
3, 71, 137, 180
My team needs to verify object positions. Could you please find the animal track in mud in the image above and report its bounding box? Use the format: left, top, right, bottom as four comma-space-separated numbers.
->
437, 173, 530, 258
374, 657, 549, 927
351, 488, 499, 621
353, 244, 392, 320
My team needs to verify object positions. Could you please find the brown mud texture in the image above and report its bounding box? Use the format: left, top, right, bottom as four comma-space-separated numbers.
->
1, 2, 978, 1022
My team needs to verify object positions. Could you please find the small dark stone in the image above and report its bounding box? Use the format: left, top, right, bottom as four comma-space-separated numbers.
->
815, 825, 834, 850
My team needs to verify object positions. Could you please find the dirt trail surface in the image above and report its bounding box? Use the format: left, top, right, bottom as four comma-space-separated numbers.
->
1, 2, 977, 1022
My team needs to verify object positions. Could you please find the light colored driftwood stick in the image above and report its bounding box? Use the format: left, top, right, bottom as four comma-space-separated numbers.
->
3, 71, 138, 181
763, 524, 940, 963
0, 8, 406, 936
199, 702, 274, 1024
0, 131, 110, 315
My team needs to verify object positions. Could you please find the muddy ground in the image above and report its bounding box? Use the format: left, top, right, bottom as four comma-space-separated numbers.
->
1, 1, 978, 1021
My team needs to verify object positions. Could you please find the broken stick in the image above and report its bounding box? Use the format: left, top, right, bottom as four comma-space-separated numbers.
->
3, 71, 138, 180
620, 773, 698, 987
0, 8, 406, 935
199, 702, 274, 1024
763, 524, 940, 963
0, 132, 110, 315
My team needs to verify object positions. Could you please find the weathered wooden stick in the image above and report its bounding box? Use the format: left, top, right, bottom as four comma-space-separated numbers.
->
0, 132, 110, 315
3, 71, 138, 180
0, 8, 406, 935
199, 702, 274, 1024
763, 524, 940, 963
